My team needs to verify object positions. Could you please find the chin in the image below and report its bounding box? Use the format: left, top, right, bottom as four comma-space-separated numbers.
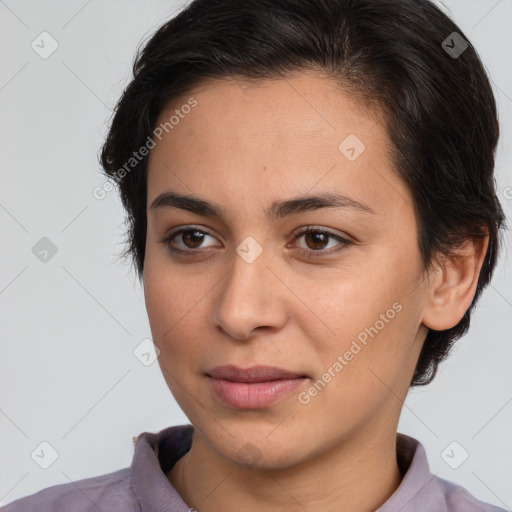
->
204, 425, 313, 471
231, 442, 305, 471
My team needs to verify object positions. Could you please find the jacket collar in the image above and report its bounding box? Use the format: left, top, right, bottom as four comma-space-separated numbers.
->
130, 424, 445, 512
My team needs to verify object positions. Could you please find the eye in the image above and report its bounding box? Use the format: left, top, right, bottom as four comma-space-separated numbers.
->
160, 225, 354, 258
290, 227, 354, 258
161, 226, 219, 255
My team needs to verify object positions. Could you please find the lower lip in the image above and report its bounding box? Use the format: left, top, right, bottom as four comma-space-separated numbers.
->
209, 376, 308, 409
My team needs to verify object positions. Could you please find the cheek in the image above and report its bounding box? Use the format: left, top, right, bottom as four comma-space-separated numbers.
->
294, 256, 420, 380
290, 266, 393, 340
144, 249, 197, 329
144, 263, 210, 366
144, 270, 206, 412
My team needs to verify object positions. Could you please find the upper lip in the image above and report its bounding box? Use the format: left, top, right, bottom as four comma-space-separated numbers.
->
207, 365, 307, 383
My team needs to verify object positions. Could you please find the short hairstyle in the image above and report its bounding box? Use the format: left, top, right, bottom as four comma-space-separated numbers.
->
100, 0, 507, 387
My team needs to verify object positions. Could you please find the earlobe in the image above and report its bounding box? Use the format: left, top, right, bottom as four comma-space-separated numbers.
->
421, 235, 489, 331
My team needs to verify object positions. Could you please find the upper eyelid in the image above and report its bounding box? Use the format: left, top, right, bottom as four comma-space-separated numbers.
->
166, 224, 345, 238
167, 225, 218, 240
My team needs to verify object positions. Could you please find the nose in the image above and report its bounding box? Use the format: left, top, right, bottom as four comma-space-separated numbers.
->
212, 247, 288, 341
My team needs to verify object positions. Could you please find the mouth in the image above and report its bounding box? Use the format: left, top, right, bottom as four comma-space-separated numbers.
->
206, 364, 309, 409
206, 364, 309, 383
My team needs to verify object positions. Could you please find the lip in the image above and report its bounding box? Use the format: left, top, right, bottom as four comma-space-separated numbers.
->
206, 365, 309, 409
207, 364, 307, 382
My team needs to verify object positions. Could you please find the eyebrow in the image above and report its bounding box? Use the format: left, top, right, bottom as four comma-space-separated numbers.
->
149, 190, 376, 220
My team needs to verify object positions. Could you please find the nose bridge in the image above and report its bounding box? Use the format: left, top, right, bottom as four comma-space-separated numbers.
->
213, 242, 285, 339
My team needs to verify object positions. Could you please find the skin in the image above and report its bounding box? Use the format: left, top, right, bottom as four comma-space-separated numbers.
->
143, 72, 489, 512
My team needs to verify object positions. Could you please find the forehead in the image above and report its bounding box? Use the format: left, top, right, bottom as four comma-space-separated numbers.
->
146, 73, 411, 223
151, 73, 380, 152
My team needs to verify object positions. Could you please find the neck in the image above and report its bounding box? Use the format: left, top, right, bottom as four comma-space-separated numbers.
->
167, 422, 403, 512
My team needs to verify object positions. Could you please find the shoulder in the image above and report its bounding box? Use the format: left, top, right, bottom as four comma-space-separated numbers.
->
435, 475, 507, 512
1, 467, 137, 511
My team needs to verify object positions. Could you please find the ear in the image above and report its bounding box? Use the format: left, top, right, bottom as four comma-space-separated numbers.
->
421, 234, 489, 331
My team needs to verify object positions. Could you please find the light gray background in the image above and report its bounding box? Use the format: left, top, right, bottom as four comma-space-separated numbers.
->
0, 0, 511, 508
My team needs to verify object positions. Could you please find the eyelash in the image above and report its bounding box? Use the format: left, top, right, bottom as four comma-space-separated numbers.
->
160, 226, 354, 259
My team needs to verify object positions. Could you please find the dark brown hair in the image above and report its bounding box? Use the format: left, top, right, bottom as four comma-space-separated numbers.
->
100, 0, 507, 386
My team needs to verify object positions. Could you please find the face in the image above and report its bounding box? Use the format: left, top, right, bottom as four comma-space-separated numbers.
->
143, 72, 431, 469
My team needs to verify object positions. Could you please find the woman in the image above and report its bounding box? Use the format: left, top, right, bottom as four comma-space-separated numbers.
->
4, 0, 508, 510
